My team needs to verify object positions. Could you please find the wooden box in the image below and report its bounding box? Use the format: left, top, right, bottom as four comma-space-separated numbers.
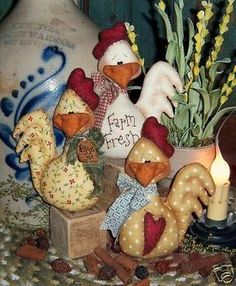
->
50, 205, 107, 258
97, 160, 122, 210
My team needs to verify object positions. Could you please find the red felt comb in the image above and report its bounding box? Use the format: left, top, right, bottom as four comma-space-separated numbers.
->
67, 68, 99, 110
141, 117, 174, 158
93, 22, 128, 60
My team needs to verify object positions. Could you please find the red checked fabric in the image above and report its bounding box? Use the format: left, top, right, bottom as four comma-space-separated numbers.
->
91, 72, 126, 128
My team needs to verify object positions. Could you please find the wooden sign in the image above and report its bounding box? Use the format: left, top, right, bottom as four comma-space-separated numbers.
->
77, 139, 98, 163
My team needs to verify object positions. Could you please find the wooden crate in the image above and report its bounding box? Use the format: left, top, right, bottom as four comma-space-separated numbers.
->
50, 205, 107, 258
50, 161, 125, 258
97, 160, 123, 210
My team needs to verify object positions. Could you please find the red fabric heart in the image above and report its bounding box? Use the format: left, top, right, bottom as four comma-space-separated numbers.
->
143, 211, 166, 256
141, 116, 174, 158
67, 68, 99, 110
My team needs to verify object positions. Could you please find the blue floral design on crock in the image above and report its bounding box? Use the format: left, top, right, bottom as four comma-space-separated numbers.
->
0, 46, 66, 182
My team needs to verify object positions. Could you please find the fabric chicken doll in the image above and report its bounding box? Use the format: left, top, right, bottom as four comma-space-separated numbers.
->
101, 117, 215, 258
13, 68, 105, 212
86, 21, 183, 159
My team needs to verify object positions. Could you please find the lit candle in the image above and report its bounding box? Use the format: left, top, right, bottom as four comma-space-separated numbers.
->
207, 146, 230, 226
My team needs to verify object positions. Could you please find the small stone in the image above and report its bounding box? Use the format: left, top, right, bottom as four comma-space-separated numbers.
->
98, 265, 116, 280
135, 265, 149, 280
51, 258, 72, 273
35, 237, 50, 251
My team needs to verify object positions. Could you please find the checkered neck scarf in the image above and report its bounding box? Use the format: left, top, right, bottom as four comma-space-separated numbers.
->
101, 173, 158, 237
91, 72, 127, 128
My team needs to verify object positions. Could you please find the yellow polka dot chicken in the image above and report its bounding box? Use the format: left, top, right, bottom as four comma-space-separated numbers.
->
101, 117, 215, 258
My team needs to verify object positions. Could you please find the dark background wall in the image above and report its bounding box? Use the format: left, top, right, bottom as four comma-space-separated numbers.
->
83, 0, 235, 67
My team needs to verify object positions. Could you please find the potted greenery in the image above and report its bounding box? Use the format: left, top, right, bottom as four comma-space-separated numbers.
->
156, 0, 236, 177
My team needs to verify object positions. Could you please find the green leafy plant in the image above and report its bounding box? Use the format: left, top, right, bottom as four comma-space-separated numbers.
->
156, 0, 236, 147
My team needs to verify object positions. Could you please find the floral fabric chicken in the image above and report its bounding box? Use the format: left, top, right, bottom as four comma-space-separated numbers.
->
13, 68, 104, 212
91, 22, 183, 159
101, 117, 215, 258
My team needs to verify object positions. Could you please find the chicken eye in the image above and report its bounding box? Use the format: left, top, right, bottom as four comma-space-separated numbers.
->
117, 61, 123, 65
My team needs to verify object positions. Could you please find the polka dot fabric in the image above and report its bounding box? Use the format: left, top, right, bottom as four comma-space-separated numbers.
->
118, 138, 215, 258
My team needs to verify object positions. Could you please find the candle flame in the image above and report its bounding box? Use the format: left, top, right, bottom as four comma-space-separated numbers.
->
210, 146, 230, 186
